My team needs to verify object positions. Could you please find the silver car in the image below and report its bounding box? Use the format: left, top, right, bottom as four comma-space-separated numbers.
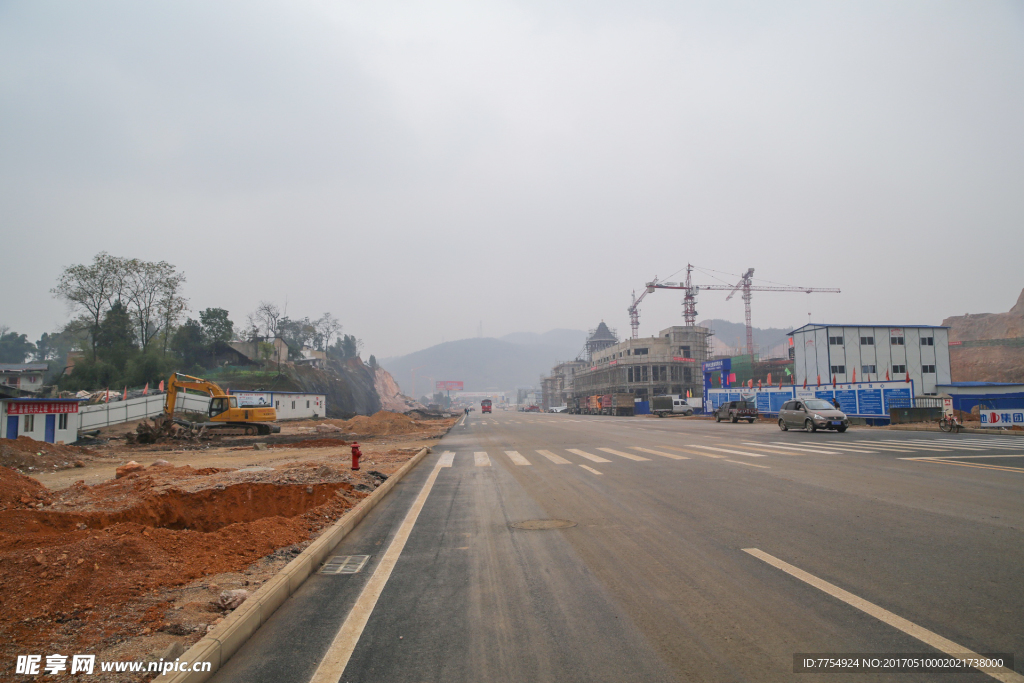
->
779, 398, 850, 432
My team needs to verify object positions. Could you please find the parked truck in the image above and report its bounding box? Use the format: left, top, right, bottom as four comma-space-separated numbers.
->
651, 395, 695, 417
608, 393, 635, 416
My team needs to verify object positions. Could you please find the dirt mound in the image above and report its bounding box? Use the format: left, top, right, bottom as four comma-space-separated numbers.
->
289, 438, 348, 449
950, 345, 1024, 383
0, 437, 93, 472
0, 466, 51, 508
333, 410, 423, 436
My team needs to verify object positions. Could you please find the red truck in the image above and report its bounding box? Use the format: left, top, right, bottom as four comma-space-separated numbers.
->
481, 399, 492, 414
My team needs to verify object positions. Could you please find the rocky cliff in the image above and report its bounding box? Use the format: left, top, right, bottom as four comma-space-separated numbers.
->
942, 288, 1024, 383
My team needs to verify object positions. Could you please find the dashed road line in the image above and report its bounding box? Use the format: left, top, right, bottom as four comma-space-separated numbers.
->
660, 445, 727, 459
687, 445, 766, 457
725, 460, 769, 468
473, 451, 490, 467
579, 464, 603, 475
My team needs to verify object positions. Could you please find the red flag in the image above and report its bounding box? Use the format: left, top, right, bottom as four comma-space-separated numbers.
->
159, 380, 165, 391
779, 378, 783, 389
143, 383, 149, 395
791, 374, 796, 385
767, 373, 772, 386
832, 374, 837, 388
757, 379, 762, 390
885, 368, 890, 381
852, 368, 856, 383
905, 370, 911, 383
816, 374, 821, 387
122, 387, 127, 400
104, 388, 110, 403
803, 378, 807, 389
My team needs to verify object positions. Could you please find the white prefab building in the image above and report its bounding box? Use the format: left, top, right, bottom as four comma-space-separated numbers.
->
2, 398, 84, 444
229, 391, 327, 420
790, 323, 951, 395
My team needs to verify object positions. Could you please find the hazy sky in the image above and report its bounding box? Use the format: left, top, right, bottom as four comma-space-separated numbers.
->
2, 1, 1022, 358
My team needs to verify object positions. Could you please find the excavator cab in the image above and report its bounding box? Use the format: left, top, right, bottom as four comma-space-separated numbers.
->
209, 396, 237, 417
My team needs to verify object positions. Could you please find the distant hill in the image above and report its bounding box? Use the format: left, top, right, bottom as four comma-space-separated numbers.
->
379, 331, 587, 394
699, 319, 791, 357
942, 287, 1024, 383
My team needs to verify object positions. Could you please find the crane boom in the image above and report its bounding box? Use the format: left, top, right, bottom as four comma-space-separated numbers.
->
649, 268, 840, 356
627, 277, 659, 338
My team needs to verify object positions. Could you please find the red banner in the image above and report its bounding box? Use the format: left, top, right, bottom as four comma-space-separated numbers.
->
434, 381, 464, 392
672, 356, 696, 362
6, 402, 79, 415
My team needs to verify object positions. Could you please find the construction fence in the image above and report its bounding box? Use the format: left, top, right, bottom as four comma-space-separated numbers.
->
79, 393, 211, 430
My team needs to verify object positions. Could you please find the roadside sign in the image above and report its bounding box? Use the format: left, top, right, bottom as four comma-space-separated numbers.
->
435, 381, 464, 391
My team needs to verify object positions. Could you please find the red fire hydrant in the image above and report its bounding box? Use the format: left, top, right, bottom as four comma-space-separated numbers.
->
350, 442, 362, 471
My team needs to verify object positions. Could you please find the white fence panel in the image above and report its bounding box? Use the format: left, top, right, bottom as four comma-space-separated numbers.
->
79, 393, 211, 430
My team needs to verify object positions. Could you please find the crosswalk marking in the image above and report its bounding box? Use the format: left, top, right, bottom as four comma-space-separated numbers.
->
760, 443, 844, 455
597, 447, 650, 461
504, 450, 531, 466
662, 445, 727, 458
630, 447, 688, 460
536, 450, 571, 464
438, 451, 455, 467
688, 445, 766, 457
566, 448, 612, 463
579, 464, 603, 475
474, 451, 491, 467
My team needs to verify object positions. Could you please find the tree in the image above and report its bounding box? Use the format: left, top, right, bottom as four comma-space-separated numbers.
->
122, 259, 187, 350
247, 301, 281, 340
170, 319, 205, 369
328, 334, 362, 360
0, 329, 36, 363
51, 252, 126, 360
199, 308, 234, 345
95, 301, 138, 370
313, 313, 342, 351
368, 354, 378, 370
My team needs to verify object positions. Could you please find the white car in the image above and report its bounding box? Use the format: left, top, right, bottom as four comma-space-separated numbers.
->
549, 405, 568, 413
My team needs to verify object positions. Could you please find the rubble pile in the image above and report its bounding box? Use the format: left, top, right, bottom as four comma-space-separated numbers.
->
125, 415, 208, 445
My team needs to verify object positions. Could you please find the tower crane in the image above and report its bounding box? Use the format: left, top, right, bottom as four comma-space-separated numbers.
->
644, 265, 840, 357
627, 277, 659, 339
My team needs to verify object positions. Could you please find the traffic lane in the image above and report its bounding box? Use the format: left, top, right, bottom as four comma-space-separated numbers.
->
487, 443, 968, 681
209, 449, 444, 683
339, 447, 677, 683
476, 421, 1024, 679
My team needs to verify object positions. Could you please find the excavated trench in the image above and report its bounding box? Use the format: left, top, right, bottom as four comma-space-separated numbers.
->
0, 482, 349, 535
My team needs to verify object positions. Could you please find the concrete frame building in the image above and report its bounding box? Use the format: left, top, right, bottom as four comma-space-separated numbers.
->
790, 323, 951, 395
571, 325, 710, 404
541, 360, 589, 410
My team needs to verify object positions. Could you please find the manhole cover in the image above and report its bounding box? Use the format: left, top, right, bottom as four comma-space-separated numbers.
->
510, 519, 577, 530
320, 555, 370, 574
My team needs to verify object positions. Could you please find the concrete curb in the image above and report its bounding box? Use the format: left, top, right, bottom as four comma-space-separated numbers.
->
165, 445, 433, 683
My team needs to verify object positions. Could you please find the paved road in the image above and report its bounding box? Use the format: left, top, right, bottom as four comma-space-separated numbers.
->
213, 414, 1024, 683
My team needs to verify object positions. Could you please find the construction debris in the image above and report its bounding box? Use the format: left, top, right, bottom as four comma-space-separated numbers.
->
126, 415, 208, 445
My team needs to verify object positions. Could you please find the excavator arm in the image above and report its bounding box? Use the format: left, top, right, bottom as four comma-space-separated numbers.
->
163, 373, 229, 417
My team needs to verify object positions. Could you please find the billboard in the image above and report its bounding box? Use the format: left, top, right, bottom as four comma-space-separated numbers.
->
435, 381, 464, 391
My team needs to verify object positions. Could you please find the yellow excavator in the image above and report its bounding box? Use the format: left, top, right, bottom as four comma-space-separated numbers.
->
163, 372, 281, 435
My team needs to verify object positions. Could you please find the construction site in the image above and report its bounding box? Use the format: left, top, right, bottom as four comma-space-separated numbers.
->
0, 393, 457, 681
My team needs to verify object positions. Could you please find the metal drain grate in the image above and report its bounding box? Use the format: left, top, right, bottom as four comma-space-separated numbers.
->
320, 555, 370, 575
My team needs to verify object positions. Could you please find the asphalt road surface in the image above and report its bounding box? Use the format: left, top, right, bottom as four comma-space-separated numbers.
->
211, 413, 1024, 683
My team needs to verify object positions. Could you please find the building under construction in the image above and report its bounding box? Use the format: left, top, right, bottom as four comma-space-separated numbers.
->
568, 324, 710, 408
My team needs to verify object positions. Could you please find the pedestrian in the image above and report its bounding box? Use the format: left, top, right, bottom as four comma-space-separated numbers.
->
832, 397, 840, 410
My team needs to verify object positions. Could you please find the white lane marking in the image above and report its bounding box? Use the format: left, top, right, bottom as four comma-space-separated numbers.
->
504, 450, 531, 466
536, 450, 571, 464
474, 451, 490, 467
630, 447, 689, 460
438, 451, 455, 467
743, 548, 1024, 683
726, 460, 769, 469
902, 453, 1024, 459
758, 443, 843, 455
597, 447, 650, 461
664, 446, 726, 458
310, 455, 448, 683
687, 445, 766, 457
579, 464, 603, 475
566, 448, 612, 463
479, 421, 488, 425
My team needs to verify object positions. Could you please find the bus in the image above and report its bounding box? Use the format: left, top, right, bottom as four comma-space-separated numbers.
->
481, 399, 492, 414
